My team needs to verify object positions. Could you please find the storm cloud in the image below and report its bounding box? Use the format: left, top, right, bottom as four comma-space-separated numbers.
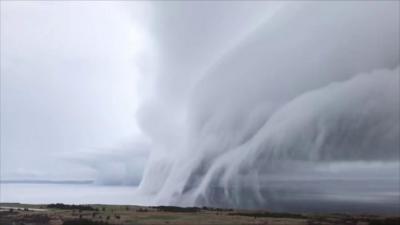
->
136, 1, 399, 212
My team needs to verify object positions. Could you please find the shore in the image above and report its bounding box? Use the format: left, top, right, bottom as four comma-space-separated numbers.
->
1, 203, 399, 225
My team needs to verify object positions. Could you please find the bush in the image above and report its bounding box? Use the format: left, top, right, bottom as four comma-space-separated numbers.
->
47, 203, 96, 211
202, 206, 233, 212
368, 218, 400, 225
229, 212, 307, 219
20, 214, 50, 223
63, 219, 112, 225
153, 206, 200, 212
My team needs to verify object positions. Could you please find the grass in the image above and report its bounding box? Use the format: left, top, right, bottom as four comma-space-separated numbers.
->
0, 203, 398, 225
229, 211, 307, 219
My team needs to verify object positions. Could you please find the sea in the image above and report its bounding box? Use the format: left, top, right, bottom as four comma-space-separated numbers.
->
0, 182, 147, 205
1, 180, 399, 214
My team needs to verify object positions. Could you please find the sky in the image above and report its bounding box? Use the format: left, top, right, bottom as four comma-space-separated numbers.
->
1, 1, 399, 212
0, 0, 283, 185
1, 1, 152, 184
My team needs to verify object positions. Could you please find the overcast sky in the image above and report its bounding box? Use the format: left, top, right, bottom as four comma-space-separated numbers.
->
1, 1, 152, 184
0, 0, 281, 185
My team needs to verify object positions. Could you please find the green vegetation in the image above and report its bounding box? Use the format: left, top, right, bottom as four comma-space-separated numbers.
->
152, 206, 201, 212
368, 218, 400, 225
63, 219, 112, 225
47, 203, 97, 211
1, 203, 398, 225
229, 211, 307, 219
201, 206, 233, 211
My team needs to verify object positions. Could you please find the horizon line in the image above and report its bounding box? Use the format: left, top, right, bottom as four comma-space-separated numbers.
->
0, 179, 94, 184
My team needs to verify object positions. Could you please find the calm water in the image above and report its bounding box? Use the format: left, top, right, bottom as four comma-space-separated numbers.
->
1, 181, 399, 214
0, 183, 147, 205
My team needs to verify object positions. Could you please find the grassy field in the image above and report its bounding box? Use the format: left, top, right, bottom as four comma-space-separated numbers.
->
0, 203, 398, 225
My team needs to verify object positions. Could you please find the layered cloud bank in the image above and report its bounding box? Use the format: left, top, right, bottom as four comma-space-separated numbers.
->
135, 1, 399, 212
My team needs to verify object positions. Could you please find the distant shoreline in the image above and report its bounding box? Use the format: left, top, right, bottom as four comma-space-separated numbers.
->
0, 180, 94, 185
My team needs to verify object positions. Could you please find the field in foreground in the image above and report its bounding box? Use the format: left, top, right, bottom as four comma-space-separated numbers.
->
0, 203, 398, 225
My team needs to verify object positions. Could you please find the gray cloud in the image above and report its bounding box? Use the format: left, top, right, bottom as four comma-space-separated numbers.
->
63, 139, 150, 186
136, 1, 400, 212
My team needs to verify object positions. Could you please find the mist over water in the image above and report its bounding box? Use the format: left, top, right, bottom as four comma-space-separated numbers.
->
135, 1, 400, 212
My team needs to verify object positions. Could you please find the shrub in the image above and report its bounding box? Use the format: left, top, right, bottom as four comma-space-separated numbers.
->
63, 219, 112, 225
229, 212, 307, 219
47, 203, 96, 211
368, 218, 400, 225
153, 206, 200, 213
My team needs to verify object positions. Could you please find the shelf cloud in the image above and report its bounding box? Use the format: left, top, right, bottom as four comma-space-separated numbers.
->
135, 1, 399, 211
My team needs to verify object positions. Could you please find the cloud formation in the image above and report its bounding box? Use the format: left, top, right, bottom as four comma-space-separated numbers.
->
136, 1, 399, 212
